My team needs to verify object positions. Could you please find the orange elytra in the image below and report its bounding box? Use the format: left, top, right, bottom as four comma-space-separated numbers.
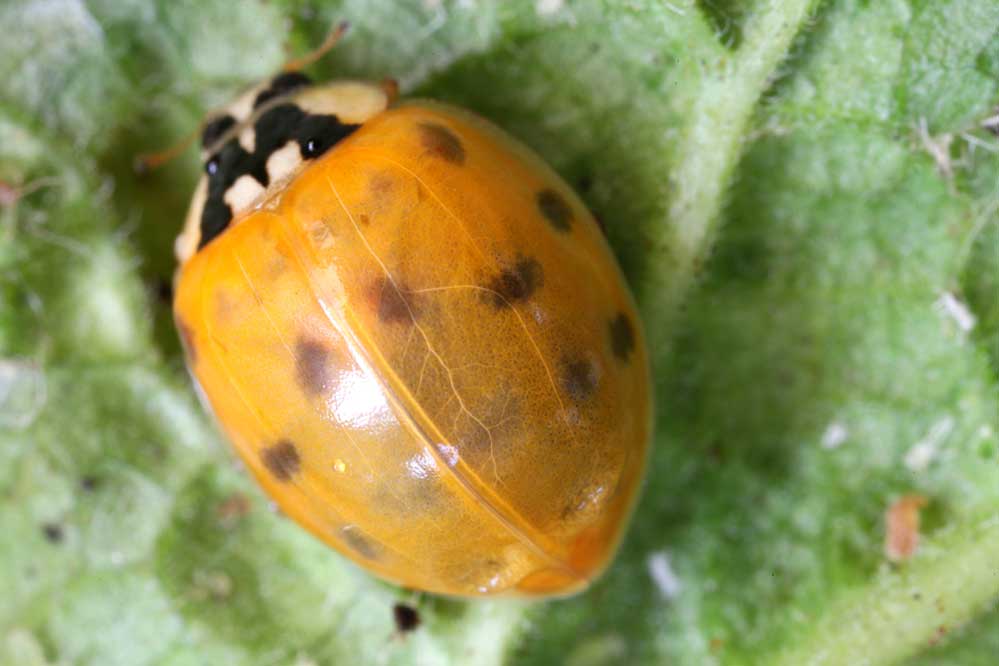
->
170, 24, 652, 597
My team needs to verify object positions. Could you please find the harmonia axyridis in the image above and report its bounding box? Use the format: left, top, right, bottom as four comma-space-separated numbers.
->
170, 25, 651, 597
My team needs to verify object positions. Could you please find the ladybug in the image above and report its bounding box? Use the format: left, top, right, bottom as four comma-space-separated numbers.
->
170, 24, 651, 597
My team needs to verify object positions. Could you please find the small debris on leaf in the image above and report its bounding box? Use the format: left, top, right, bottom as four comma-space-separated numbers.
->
885, 494, 928, 563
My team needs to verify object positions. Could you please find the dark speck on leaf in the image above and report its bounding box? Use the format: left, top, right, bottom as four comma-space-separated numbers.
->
42, 523, 64, 544
154, 279, 173, 304
393, 603, 421, 632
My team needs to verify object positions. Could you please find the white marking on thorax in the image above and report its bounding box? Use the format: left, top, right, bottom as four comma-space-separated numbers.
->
226, 84, 263, 124
293, 82, 389, 124
238, 126, 256, 153
175, 177, 207, 264
224, 175, 266, 216
265, 141, 303, 185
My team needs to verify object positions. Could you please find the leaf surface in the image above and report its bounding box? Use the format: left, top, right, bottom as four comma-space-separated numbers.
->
1, 1, 996, 664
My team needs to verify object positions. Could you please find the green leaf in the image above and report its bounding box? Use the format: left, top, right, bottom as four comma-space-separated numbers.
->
1, 1, 997, 664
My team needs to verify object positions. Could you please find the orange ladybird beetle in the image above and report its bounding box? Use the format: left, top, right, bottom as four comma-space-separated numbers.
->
169, 23, 651, 597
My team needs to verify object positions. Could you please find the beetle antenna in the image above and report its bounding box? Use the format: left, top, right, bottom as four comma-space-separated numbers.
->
135, 20, 350, 174
134, 124, 203, 174
283, 21, 350, 72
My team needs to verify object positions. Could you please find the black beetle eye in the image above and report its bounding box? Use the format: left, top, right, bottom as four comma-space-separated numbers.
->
303, 138, 322, 158
205, 157, 220, 177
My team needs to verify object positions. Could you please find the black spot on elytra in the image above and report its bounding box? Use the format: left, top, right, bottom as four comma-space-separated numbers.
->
295, 338, 332, 396
373, 277, 417, 324
42, 523, 63, 544
609, 312, 636, 361
561, 356, 599, 401
393, 603, 421, 632
366, 172, 394, 208
201, 114, 236, 149
369, 172, 394, 196
198, 103, 360, 250
536, 188, 573, 232
418, 123, 465, 164
176, 318, 197, 364
341, 526, 380, 560
486, 257, 543, 308
80, 475, 99, 492
261, 440, 300, 481
253, 71, 311, 109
